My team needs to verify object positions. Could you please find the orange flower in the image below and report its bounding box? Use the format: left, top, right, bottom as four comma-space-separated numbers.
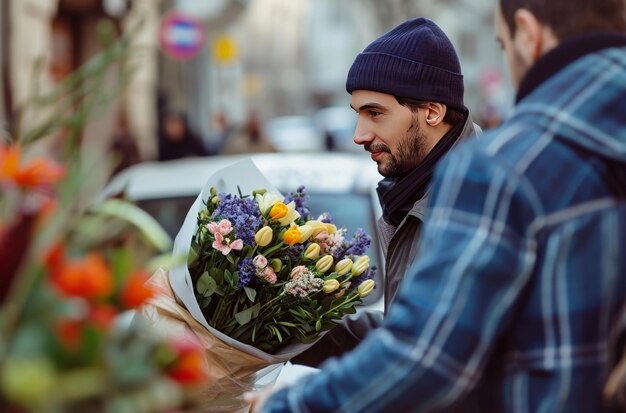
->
51, 253, 113, 300
269, 202, 288, 220
167, 340, 208, 385
0, 143, 64, 189
14, 158, 65, 188
0, 144, 20, 180
283, 225, 301, 246
121, 270, 156, 308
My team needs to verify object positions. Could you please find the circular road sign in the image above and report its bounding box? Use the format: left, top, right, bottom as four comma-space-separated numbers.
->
159, 12, 206, 60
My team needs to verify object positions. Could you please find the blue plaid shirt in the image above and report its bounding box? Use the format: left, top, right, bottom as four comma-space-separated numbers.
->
262, 39, 626, 413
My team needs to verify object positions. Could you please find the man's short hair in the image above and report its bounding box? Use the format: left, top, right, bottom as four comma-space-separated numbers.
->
499, 0, 626, 40
395, 96, 466, 128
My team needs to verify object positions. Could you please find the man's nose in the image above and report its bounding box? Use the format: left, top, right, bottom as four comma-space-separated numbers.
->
353, 118, 373, 145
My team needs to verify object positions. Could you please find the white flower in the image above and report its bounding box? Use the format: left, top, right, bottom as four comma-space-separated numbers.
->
255, 192, 283, 214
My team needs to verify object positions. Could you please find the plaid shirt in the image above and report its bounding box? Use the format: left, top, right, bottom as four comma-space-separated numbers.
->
263, 41, 626, 413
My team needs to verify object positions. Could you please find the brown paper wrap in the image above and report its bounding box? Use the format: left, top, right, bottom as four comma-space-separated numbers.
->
142, 268, 283, 413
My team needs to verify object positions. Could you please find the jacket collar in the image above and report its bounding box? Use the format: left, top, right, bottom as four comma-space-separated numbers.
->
516, 32, 626, 104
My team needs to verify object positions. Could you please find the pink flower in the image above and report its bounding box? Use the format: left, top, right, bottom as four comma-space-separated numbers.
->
212, 232, 244, 255
253, 255, 268, 269
206, 219, 233, 235
290, 265, 308, 279
262, 267, 277, 284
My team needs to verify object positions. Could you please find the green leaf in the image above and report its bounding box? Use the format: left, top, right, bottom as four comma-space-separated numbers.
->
224, 269, 233, 285
235, 303, 260, 326
90, 199, 172, 252
200, 296, 212, 308
226, 254, 236, 265
315, 319, 322, 332
277, 321, 298, 328
209, 267, 224, 285
196, 272, 216, 297
243, 286, 257, 302
188, 241, 200, 265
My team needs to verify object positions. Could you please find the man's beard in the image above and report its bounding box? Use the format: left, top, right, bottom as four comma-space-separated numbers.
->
365, 118, 428, 178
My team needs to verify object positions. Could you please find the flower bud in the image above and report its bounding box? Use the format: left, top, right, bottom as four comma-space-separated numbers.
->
315, 255, 334, 273
335, 258, 353, 276
210, 187, 217, 197
297, 225, 314, 243
358, 279, 376, 298
351, 255, 370, 276
303, 243, 320, 260
211, 196, 220, 205
322, 279, 340, 293
270, 258, 283, 272
254, 226, 273, 247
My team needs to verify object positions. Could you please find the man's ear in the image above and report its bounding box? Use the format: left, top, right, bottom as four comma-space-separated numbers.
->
424, 102, 447, 127
513, 8, 544, 63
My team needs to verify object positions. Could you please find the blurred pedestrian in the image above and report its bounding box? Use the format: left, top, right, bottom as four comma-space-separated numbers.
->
247, 1, 626, 412
109, 110, 140, 176
219, 110, 276, 155
157, 110, 207, 161
293, 17, 480, 366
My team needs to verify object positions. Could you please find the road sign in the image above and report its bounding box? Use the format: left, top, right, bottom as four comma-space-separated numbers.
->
159, 12, 206, 60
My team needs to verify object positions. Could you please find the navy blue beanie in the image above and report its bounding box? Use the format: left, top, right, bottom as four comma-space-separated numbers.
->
346, 18, 465, 112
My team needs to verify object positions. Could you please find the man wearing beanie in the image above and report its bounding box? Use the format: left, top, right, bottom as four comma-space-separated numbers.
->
248, 0, 626, 411
293, 17, 480, 367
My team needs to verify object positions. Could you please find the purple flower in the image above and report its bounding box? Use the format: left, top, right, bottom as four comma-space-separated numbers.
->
318, 212, 334, 224
212, 193, 263, 246
352, 265, 376, 288
344, 228, 371, 257
237, 257, 255, 287
284, 186, 310, 220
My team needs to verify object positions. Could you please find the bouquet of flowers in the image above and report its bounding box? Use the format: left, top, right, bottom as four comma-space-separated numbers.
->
0, 22, 208, 413
144, 160, 376, 412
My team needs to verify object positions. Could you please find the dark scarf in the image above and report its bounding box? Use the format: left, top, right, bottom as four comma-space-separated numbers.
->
377, 117, 466, 226
516, 32, 626, 103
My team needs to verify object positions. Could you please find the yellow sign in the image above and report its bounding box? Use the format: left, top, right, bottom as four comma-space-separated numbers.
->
213, 34, 238, 64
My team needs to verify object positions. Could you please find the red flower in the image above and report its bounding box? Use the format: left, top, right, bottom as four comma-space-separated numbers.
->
166, 340, 207, 386
51, 253, 113, 300
56, 319, 83, 350
88, 304, 118, 331
120, 270, 156, 308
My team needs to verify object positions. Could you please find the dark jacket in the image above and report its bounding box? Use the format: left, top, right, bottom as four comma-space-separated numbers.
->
293, 114, 480, 366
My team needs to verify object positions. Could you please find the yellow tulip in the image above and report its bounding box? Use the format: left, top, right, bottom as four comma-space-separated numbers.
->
254, 226, 273, 247
315, 255, 334, 273
323, 223, 337, 234
335, 258, 353, 276
351, 255, 370, 276
305, 220, 327, 237
358, 279, 376, 298
283, 226, 301, 246
303, 243, 320, 260
297, 225, 314, 243
322, 279, 340, 293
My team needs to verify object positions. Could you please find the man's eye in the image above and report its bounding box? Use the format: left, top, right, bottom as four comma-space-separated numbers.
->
369, 111, 382, 118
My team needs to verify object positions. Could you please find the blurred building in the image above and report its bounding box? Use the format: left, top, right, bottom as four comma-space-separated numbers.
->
0, 0, 159, 160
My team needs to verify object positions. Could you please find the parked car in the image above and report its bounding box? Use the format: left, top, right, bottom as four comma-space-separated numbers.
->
265, 116, 325, 152
314, 105, 359, 152
101, 152, 385, 312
